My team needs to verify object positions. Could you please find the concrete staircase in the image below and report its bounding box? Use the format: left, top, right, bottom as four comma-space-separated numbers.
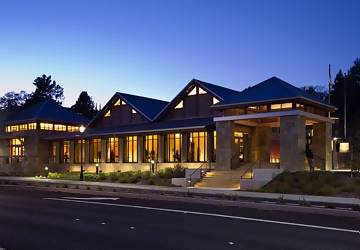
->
194, 165, 251, 189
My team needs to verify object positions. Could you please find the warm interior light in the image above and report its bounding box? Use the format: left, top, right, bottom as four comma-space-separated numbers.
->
79, 125, 86, 133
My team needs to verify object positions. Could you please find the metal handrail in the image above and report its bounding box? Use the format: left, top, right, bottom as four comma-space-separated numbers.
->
188, 162, 208, 186
240, 163, 254, 179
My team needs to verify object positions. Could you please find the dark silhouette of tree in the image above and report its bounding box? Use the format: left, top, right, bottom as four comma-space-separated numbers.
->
0, 91, 30, 110
26, 74, 64, 105
71, 91, 98, 118
301, 85, 328, 103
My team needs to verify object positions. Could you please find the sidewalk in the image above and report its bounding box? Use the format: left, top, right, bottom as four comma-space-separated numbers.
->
0, 176, 359, 207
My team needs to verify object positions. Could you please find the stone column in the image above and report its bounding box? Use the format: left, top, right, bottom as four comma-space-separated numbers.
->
59, 141, 64, 163
216, 121, 234, 170
313, 122, 332, 170
137, 135, 143, 163
280, 115, 306, 171
158, 134, 165, 163
181, 132, 188, 163
55, 142, 60, 164
119, 137, 124, 163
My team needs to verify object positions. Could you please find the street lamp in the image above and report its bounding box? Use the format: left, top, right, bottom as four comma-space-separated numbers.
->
79, 125, 86, 181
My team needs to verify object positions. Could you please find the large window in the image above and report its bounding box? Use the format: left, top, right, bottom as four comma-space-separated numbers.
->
63, 141, 70, 163
106, 137, 119, 163
40, 123, 53, 130
124, 136, 137, 163
10, 138, 24, 162
166, 133, 181, 162
74, 140, 85, 164
188, 132, 207, 162
144, 135, 159, 162
50, 142, 57, 163
89, 139, 102, 163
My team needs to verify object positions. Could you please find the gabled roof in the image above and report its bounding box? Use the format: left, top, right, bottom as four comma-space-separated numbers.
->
153, 79, 241, 120
214, 77, 336, 110
88, 92, 169, 127
5, 100, 88, 125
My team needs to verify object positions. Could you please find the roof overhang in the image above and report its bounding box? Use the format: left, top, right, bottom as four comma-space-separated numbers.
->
214, 109, 334, 124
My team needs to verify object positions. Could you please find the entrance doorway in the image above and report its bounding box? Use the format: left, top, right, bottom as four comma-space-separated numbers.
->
234, 132, 249, 163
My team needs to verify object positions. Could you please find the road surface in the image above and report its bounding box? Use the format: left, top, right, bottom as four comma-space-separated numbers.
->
0, 185, 359, 250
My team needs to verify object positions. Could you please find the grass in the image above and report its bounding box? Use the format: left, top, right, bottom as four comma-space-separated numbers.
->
259, 171, 360, 197
47, 165, 185, 187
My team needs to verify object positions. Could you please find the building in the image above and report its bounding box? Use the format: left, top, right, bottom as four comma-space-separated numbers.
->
0, 77, 336, 177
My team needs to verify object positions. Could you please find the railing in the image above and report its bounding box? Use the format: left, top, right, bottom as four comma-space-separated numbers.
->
187, 162, 210, 186
240, 163, 254, 179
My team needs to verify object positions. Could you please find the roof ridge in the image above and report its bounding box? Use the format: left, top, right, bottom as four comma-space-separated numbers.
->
117, 92, 169, 103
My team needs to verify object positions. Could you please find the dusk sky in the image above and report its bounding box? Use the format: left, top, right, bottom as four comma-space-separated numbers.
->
0, 0, 359, 107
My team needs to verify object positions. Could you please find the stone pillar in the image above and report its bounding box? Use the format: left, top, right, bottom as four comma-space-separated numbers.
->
313, 122, 332, 170
59, 141, 64, 163
216, 121, 234, 170
119, 137, 124, 163
101, 139, 106, 163
158, 134, 165, 163
280, 115, 306, 171
137, 135, 143, 163
181, 133, 188, 163
54, 142, 60, 164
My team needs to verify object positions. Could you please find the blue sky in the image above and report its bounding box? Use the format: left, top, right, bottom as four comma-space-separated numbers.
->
0, 0, 359, 107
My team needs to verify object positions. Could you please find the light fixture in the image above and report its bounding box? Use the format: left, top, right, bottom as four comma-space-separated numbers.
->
79, 125, 86, 133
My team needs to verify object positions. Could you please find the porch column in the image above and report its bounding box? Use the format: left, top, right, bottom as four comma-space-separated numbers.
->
137, 135, 144, 163
216, 120, 234, 170
207, 130, 214, 165
181, 133, 188, 162
312, 122, 332, 170
55, 142, 61, 164
158, 134, 165, 163
119, 137, 124, 163
280, 115, 306, 171
59, 141, 64, 163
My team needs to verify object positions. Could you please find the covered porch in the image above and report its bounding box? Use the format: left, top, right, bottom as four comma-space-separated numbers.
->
214, 109, 333, 172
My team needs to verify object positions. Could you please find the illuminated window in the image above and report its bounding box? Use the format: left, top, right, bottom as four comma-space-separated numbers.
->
28, 123, 37, 130
50, 142, 57, 163
144, 135, 159, 162
188, 86, 197, 96
114, 98, 121, 106
339, 142, 349, 153
212, 97, 220, 105
213, 131, 216, 162
19, 124, 27, 131
5, 126, 10, 132
132, 109, 137, 114
296, 103, 305, 109
198, 87, 207, 94
166, 133, 182, 162
74, 140, 85, 164
63, 141, 70, 163
270, 103, 293, 111
40, 123, 53, 130
67, 126, 80, 132
247, 105, 267, 113
174, 100, 183, 109
104, 110, 111, 117
54, 124, 66, 131
124, 136, 137, 163
106, 137, 119, 163
10, 138, 24, 162
89, 139, 101, 163
188, 132, 207, 162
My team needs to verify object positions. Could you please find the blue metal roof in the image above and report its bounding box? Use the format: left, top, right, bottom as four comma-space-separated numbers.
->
6, 100, 88, 125
215, 77, 333, 108
117, 92, 169, 120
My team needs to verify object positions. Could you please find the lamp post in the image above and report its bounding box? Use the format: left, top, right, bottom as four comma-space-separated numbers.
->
79, 125, 86, 181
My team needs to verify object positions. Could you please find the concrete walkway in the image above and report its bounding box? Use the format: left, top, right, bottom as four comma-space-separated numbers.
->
0, 176, 359, 207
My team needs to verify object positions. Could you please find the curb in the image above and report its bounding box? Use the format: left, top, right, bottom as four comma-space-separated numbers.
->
0, 177, 359, 210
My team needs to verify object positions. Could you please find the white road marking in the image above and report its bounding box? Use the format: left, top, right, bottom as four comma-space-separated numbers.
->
130, 226, 135, 230
228, 241, 235, 245
101, 222, 106, 225
75, 218, 80, 221
62, 197, 119, 201
44, 197, 360, 235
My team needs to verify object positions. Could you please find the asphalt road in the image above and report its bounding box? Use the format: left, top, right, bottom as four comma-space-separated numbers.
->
0, 186, 359, 250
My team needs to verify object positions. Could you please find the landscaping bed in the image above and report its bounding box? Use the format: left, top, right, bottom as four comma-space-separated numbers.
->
260, 171, 360, 197
46, 166, 185, 187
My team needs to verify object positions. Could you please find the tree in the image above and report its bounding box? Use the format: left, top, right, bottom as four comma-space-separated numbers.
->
71, 91, 97, 118
0, 91, 30, 110
26, 74, 64, 105
301, 85, 328, 103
